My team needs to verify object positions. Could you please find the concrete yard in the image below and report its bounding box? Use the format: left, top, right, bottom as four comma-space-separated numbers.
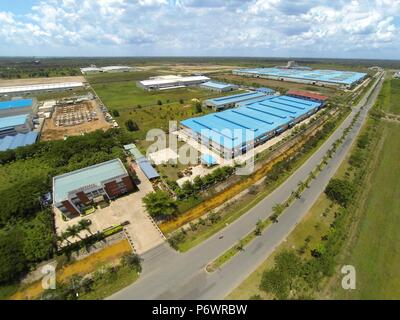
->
148, 147, 179, 165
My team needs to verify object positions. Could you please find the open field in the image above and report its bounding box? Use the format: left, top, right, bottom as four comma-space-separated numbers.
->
40, 100, 111, 141
87, 71, 243, 142
330, 121, 400, 299
89, 72, 241, 109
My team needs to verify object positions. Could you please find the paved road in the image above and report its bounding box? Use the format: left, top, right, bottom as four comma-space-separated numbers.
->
109, 73, 384, 300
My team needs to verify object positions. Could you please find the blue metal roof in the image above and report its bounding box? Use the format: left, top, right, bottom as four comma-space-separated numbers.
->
0, 99, 33, 110
181, 95, 321, 150
201, 154, 217, 166
205, 91, 268, 106
234, 68, 367, 86
53, 159, 128, 203
0, 131, 38, 151
137, 157, 160, 180
256, 87, 275, 93
0, 114, 29, 130
200, 81, 236, 90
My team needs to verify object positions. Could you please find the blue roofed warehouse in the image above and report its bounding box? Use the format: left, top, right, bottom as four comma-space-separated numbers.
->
181, 95, 323, 158
0, 98, 37, 117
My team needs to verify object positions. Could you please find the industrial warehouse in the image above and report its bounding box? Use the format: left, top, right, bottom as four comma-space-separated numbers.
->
0, 82, 85, 97
0, 98, 39, 148
199, 81, 238, 92
0, 98, 38, 117
52, 159, 134, 218
80, 65, 135, 74
138, 75, 210, 91
181, 93, 326, 157
233, 68, 368, 89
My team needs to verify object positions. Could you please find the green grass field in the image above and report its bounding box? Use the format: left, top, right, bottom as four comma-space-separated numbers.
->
87, 71, 243, 143
389, 79, 400, 114
88, 71, 241, 109
332, 121, 400, 299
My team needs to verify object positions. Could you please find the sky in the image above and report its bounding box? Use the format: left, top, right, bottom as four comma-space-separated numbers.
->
0, 0, 399, 59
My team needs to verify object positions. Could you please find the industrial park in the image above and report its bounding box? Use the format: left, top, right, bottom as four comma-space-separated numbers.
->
0, 0, 399, 308
0, 57, 388, 300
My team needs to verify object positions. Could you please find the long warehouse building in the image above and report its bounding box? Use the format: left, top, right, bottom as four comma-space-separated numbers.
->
0, 98, 38, 117
138, 75, 210, 91
233, 68, 367, 89
0, 82, 85, 97
181, 95, 323, 158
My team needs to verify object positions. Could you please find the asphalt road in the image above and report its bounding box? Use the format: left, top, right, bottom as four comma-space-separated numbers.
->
109, 73, 384, 300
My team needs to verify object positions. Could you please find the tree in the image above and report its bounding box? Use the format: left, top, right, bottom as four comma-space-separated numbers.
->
112, 110, 120, 117
143, 191, 177, 219
255, 220, 263, 236
125, 119, 139, 132
78, 219, 92, 235
66, 225, 82, 241
179, 99, 184, 104
0, 229, 26, 284
260, 250, 303, 299
193, 101, 202, 113
157, 100, 163, 105
121, 253, 142, 272
325, 178, 355, 207
22, 211, 55, 263
272, 203, 285, 216
260, 268, 289, 300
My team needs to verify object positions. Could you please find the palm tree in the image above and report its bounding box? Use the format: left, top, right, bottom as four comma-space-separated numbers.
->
293, 190, 301, 199
60, 231, 73, 245
297, 181, 307, 191
56, 235, 65, 247
271, 203, 284, 223
78, 219, 92, 235
66, 225, 82, 241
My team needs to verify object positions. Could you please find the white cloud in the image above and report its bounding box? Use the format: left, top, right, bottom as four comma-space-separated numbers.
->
0, 0, 399, 57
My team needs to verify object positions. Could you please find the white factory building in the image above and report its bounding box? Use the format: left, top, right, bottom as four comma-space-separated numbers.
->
80, 65, 135, 74
137, 75, 210, 91
0, 82, 85, 98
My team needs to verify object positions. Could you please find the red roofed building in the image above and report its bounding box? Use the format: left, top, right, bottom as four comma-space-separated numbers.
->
286, 90, 329, 104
